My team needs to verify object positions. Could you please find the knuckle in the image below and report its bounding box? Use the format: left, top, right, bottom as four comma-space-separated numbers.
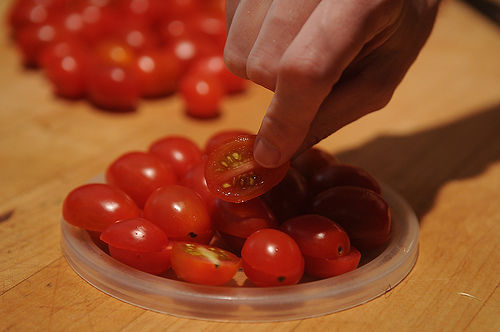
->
223, 47, 248, 78
246, 51, 277, 90
279, 54, 330, 86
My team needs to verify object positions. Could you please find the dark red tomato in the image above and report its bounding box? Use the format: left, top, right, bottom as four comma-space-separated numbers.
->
8, 0, 58, 32
41, 40, 88, 98
205, 135, 290, 203
179, 72, 224, 118
185, 13, 226, 51
62, 183, 141, 232
310, 164, 381, 196
105, 151, 177, 208
15, 22, 62, 67
262, 167, 308, 222
100, 217, 168, 252
171, 242, 241, 286
241, 229, 304, 287
86, 62, 140, 111
180, 161, 216, 213
280, 214, 350, 259
109, 245, 171, 275
189, 56, 247, 94
304, 248, 361, 278
156, 0, 201, 20
135, 49, 183, 97
143, 185, 213, 243
312, 186, 391, 250
148, 136, 203, 179
291, 147, 339, 181
204, 129, 252, 155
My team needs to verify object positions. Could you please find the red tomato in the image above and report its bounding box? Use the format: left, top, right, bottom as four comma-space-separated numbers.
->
180, 161, 216, 213
109, 245, 171, 275
185, 13, 226, 51
189, 56, 247, 94
105, 151, 177, 208
100, 217, 168, 252
304, 248, 361, 278
168, 36, 219, 70
62, 183, 141, 232
94, 40, 136, 67
205, 135, 290, 203
262, 167, 308, 222
143, 185, 213, 243
15, 21, 63, 67
313, 186, 391, 250
179, 72, 224, 118
280, 214, 350, 259
310, 164, 381, 196
171, 242, 241, 286
135, 49, 183, 97
291, 147, 339, 181
204, 129, 252, 155
148, 136, 203, 179
241, 229, 304, 287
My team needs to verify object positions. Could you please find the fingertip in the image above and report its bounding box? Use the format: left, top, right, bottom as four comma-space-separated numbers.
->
253, 135, 282, 168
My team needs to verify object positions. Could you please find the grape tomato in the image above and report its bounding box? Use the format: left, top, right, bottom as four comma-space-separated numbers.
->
109, 245, 171, 275
304, 248, 361, 279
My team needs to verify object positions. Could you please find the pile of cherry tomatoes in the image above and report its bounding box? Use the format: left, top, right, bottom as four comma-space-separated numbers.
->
62, 131, 392, 287
8, 0, 246, 115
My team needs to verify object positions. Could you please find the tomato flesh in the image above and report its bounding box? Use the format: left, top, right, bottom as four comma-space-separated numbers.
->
171, 242, 240, 286
205, 135, 290, 203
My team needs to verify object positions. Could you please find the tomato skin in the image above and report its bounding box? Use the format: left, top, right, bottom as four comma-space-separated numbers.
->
171, 242, 241, 286
312, 186, 391, 250
204, 129, 252, 155
100, 217, 168, 252
106, 151, 177, 208
241, 229, 304, 287
304, 248, 361, 278
109, 245, 171, 275
143, 185, 213, 243
189, 56, 247, 94
310, 164, 381, 196
205, 135, 290, 203
280, 215, 351, 259
180, 161, 216, 213
62, 183, 141, 232
179, 72, 224, 118
148, 136, 203, 179
291, 147, 338, 181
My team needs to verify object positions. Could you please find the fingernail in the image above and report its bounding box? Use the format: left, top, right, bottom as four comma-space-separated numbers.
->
254, 137, 281, 168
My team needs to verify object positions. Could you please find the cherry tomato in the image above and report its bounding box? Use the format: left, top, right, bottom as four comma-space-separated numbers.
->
179, 72, 224, 118
105, 151, 177, 208
204, 129, 252, 155
143, 185, 213, 243
15, 21, 63, 67
291, 147, 338, 181
212, 197, 277, 253
109, 245, 171, 275
313, 186, 391, 250
241, 229, 304, 287
310, 164, 381, 196
180, 161, 216, 213
94, 40, 136, 67
8, 0, 57, 33
304, 248, 361, 278
185, 13, 226, 51
205, 135, 290, 203
148, 136, 203, 179
100, 217, 168, 252
189, 56, 247, 94
62, 183, 141, 232
262, 167, 308, 222
135, 49, 183, 97
167, 36, 219, 70
280, 215, 350, 259
171, 242, 240, 286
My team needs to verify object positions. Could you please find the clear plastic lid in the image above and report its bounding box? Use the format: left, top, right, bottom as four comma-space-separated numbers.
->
61, 183, 419, 322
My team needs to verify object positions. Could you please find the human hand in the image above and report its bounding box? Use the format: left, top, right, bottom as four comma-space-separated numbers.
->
224, 0, 441, 167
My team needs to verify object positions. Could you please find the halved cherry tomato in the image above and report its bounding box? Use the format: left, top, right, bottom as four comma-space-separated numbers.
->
242, 229, 304, 287
148, 136, 203, 179
143, 185, 213, 243
304, 248, 361, 278
310, 164, 381, 196
62, 183, 141, 232
204, 129, 252, 155
171, 242, 240, 286
205, 135, 290, 203
313, 186, 391, 250
109, 245, 171, 275
100, 217, 168, 252
280, 214, 351, 259
291, 147, 338, 181
105, 151, 177, 208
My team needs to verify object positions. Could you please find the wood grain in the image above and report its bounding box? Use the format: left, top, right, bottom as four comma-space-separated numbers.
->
0, 0, 499, 331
